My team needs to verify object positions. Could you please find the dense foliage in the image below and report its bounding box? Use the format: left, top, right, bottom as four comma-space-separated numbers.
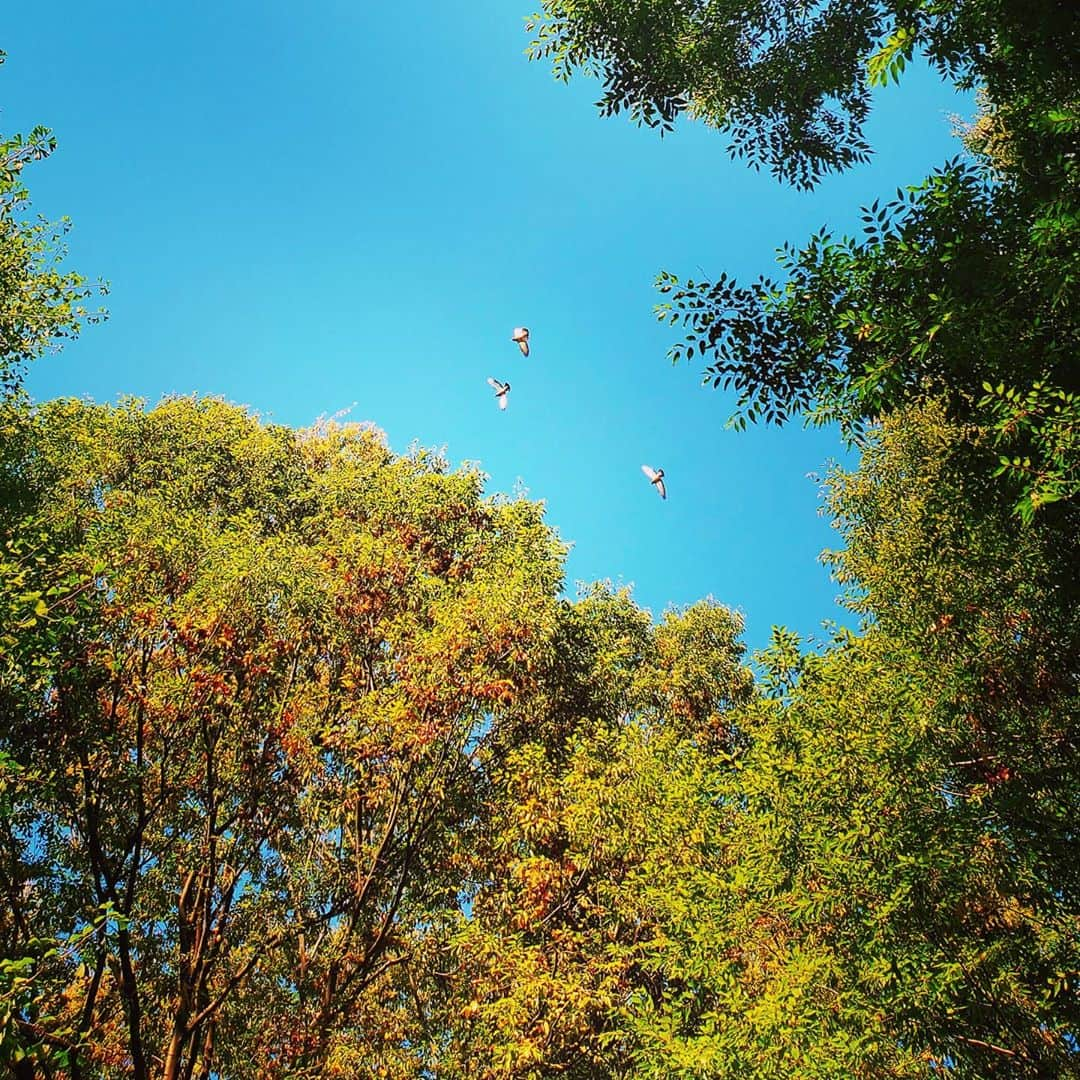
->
526, 0, 1078, 189
2, 0, 1079, 1075
518, 0, 1079, 1074
4, 395, 1076, 1077
435, 402, 1080, 1079
656, 148, 1079, 518
0, 396, 567, 1078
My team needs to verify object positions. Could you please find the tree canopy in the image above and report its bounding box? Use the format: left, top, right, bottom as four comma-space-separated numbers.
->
1, 395, 567, 1078
526, 0, 1078, 189
2, 0, 1079, 1075
529, 0, 1079, 517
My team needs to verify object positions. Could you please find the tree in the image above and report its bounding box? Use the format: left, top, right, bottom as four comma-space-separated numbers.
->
422, 407, 1079, 1079
821, 400, 1080, 938
526, 0, 1079, 188
523, 17, 1079, 1067
607, 404, 1080, 1078
0, 396, 565, 1079
0, 50, 105, 398
657, 153, 1079, 517
620, 621, 1080, 1078
435, 587, 752, 1077
529, 1, 1079, 517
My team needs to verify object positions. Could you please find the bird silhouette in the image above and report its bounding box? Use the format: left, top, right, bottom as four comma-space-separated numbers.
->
641, 465, 666, 500
511, 327, 530, 357
487, 377, 511, 410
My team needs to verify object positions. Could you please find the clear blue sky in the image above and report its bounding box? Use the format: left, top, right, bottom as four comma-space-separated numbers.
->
3, 1, 969, 651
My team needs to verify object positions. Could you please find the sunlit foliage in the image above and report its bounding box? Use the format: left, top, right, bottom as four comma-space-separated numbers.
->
0, 397, 563, 1078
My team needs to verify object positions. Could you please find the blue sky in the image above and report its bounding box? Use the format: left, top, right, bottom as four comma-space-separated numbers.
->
3, 1, 970, 651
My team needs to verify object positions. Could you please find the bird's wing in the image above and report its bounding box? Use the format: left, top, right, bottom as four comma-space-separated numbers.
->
487, 377, 502, 391
518, 340, 530, 357
656, 478, 667, 500
641, 465, 658, 482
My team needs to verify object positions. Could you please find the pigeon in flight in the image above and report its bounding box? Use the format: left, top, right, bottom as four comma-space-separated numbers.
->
641, 465, 667, 500
487, 377, 511, 410
511, 327, 530, 357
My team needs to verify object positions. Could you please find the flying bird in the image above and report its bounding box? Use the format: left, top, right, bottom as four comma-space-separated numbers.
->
511, 327, 530, 356
641, 465, 666, 500
487, 377, 511, 410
